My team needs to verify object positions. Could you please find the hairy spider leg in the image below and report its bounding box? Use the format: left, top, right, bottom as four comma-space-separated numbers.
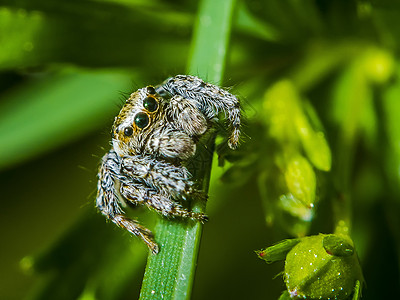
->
157, 75, 241, 149
120, 184, 208, 222
121, 154, 200, 199
96, 150, 159, 254
120, 155, 208, 221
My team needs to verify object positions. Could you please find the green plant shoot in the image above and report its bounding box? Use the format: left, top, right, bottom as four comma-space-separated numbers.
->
257, 234, 364, 300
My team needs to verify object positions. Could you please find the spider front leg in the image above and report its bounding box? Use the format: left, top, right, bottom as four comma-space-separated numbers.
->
120, 183, 208, 222
121, 154, 207, 201
156, 75, 241, 149
120, 155, 208, 221
96, 150, 159, 254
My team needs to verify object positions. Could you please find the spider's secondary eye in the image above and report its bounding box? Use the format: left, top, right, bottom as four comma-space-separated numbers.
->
134, 112, 150, 129
143, 97, 158, 112
146, 86, 156, 94
124, 127, 133, 136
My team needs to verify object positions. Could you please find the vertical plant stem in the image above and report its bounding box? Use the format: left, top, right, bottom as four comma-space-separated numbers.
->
187, 0, 236, 82
333, 63, 368, 236
139, 0, 237, 299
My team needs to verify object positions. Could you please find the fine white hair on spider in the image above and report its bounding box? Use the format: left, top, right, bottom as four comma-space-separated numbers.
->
96, 75, 241, 254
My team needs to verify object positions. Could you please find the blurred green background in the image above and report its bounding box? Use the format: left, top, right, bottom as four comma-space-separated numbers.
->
1, 0, 400, 299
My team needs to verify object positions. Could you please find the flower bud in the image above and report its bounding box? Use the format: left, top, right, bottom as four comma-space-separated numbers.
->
284, 234, 364, 299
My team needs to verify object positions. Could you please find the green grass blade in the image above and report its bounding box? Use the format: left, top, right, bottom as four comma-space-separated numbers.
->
22, 211, 148, 300
0, 70, 134, 170
187, 0, 236, 82
139, 0, 237, 299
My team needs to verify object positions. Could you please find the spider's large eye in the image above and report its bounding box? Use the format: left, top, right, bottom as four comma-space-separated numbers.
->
146, 86, 156, 94
143, 97, 158, 112
134, 112, 150, 129
124, 127, 133, 136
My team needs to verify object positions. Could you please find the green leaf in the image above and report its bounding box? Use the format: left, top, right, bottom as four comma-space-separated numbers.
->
235, 1, 280, 41
22, 211, 149, 300
262, 80, 299, 142
262, 79, 331, 171
0, 2, 191, 70
384, 62, 400, 188
331, 56, 376, 145
295, 116, 331, 172
256, 238, 300, 263
284, 153, 316, 209
186, 0, 236, 83
300, 101, 332, 171
0, 69, 134, 170
0, 7, 44, 69
278, 290, 292, 300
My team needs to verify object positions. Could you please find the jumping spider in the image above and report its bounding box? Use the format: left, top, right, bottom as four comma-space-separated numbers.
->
96, 75, 241, 254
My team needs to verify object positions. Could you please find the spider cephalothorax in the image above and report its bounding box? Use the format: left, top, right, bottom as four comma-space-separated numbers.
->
96, 75, 241, 254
